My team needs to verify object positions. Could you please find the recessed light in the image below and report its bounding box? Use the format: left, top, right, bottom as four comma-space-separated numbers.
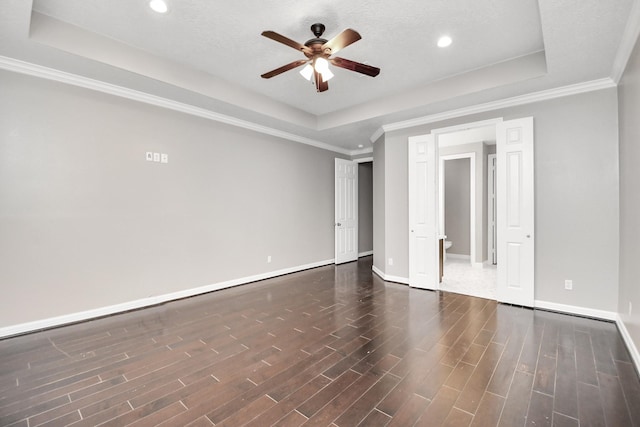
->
358, 144, 364, 148
437, 35, 452, 48
149, 0, 168, 13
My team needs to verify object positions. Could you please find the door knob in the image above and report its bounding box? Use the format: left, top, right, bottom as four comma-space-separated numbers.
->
336, 223, 341, 226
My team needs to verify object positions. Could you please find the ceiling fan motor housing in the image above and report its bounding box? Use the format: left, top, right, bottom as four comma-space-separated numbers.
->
310, 23, 325, 37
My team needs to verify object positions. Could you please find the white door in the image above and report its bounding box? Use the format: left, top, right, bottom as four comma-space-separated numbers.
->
335, 158, 358, 264
496, 117, 534, 306
408, 135, 439, 289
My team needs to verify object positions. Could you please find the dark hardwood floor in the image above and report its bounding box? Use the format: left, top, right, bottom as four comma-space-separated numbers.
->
1, 257, 639, 426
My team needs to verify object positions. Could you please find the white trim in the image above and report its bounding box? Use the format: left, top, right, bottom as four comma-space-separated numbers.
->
358, 250, 373, 257
370, 127, 385, 143
487, 153, 497, 265
0, 56, 353, 156
446, 254, 471, 260
616, 315, 640, 374
432, 119, 503, 137
350, 148, 374, 157
534, 300, 617, 321
439, 152, 476, 266
354, 157, 373, 163
0, 258, 334, 338
372, 265, 410, 285
611, 0, 640, 83
371, 78, 616, 140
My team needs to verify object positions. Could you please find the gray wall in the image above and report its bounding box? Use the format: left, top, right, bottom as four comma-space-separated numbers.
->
373, 136, 386, 270
444, 158, 471, 256
0, 70, 343, 328
375, 87, 620, 312
618, 35, 640, 354
358, 162, 373, 254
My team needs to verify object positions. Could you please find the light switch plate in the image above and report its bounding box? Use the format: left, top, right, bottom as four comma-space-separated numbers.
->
145, 152, 153, 161
153, 152, 160, 162
161, 153, 168, 163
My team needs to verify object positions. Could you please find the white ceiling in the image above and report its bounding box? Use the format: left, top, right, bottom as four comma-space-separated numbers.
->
0, 0, 635, 153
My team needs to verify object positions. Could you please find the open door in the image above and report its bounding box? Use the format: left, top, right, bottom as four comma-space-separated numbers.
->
496, 117, 534, 306
335, 158, 358, 264
408, 134, 439, 289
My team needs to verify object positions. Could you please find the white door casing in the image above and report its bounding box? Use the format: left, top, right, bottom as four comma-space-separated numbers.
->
488, 154, 497, 265
496, 117, 535, 306
335, 158, 358, 264
408, 134, 439, 289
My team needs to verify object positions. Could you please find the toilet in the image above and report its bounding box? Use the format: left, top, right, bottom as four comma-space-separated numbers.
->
444, 240, 452, 261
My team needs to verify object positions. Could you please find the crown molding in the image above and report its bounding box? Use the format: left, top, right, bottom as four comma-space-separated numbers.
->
0, 56, 351, 156
349, 147, 374, 157
371, 78, 616, 139
611, 0, 640, 83
369, 127, 385, 144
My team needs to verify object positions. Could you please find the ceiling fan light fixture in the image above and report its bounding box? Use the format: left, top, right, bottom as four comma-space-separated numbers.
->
314, 57, 330, 73
149, 0, 168, 14
437, 35, 452, 48
299, 64, 314, 81
321, 68, 334, 82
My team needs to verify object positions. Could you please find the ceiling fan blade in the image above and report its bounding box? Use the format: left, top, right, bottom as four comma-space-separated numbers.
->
261, 60, 309, 79
322, 29, 361, 55
314, 70, 329, 92
330, 57, 380, 77
261, 31, 312, 55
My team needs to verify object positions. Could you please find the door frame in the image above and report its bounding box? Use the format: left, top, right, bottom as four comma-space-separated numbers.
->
439, 153, 476, 265
487, 153, 497, 265
409, 118, 505, 294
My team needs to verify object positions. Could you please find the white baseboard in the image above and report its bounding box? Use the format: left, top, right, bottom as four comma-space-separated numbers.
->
371, 265, 409, 285
534, 300, 617, 321
447, 254, 471, 260
358, 250, 373, 258
0, 258, 335, 339
616, 315, 640, 374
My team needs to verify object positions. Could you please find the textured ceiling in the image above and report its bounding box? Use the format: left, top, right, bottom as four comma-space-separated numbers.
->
30, 0, 544, 115
0, 0, 634, 152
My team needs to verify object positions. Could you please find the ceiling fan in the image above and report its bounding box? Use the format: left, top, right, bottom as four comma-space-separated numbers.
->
260, 23, 381, 93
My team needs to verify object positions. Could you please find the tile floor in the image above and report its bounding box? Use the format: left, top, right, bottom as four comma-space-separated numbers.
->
440, 258, 497, 300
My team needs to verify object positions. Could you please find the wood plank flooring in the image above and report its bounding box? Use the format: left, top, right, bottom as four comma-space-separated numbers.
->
1, 257, 639, 426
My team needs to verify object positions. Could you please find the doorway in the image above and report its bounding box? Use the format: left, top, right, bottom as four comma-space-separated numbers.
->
438, 132, 494, 300
408, 117, 535, 307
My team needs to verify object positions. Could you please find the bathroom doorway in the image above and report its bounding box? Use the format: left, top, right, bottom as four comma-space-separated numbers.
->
437, 126, 497, 300
408, 116, 534, 306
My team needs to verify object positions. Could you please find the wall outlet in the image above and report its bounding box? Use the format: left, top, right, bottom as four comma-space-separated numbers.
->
267, 255, 271, 263
145, 152, 153, 161
564, 279, 573, 290
388, 258, 394, 266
